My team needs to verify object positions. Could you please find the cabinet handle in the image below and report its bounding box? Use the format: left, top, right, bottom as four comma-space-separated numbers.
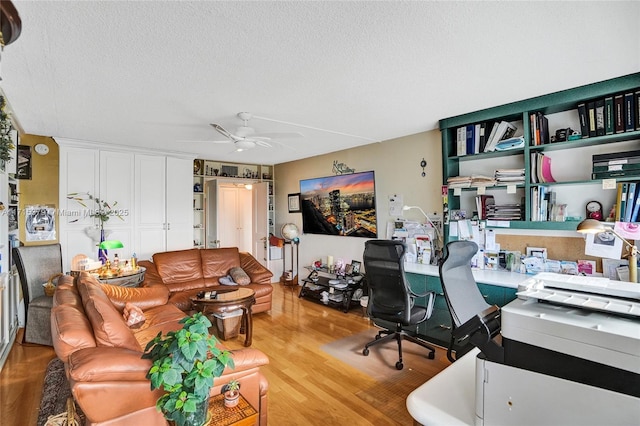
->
439, 324, 451, 330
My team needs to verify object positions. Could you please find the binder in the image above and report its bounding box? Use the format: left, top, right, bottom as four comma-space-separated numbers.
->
624, 92, 635, 132
624, 182, 636, 222
587, 101, 597, 137
614, 94, 625, 133
595, 98, 605, 136
605, 96, 614, 135
577, 103, 588, 138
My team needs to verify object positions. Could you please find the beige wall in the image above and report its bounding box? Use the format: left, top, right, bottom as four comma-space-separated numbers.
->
17, 135, 59, 245
274, 129, 442, 275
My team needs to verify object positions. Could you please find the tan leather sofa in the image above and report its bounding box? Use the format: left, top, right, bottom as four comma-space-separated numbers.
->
51, 272, 269, 426
139, 247, 274, 313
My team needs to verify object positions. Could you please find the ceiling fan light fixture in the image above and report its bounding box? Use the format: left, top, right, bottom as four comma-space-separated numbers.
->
235, 140, 255, 151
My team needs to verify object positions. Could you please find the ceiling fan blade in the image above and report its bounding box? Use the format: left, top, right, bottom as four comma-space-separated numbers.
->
179, 139, 231, 144
252, 132, 303, 139
254, 140, 273, 148
210, 123, 233, 139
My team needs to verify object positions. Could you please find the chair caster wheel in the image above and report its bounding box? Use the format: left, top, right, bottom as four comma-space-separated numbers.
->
395, 361, 403, 370
428, 352, 435, 360
363, 348, 369, 356
375, 334, 381, 340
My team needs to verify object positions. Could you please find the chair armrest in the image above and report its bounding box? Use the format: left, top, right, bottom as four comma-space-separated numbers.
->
100, 284, 169, 312
68, 347, 152, 382
239, 252, 274, 284
410, 289, 435, 299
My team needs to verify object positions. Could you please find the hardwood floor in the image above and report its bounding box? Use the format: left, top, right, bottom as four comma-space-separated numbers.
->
0, 283, 450, 425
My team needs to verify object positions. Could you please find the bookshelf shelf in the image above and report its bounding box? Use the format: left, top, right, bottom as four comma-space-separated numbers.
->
441, 72, 640, 240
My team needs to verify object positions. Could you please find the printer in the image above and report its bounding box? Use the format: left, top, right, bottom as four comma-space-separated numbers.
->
473, 272, 640, 425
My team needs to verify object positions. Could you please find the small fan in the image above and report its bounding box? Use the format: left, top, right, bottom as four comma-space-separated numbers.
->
208, 112, 303, 151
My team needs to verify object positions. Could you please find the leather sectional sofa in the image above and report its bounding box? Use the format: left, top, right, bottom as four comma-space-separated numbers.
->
138, 247, 274, 313
51, 272, 270, 425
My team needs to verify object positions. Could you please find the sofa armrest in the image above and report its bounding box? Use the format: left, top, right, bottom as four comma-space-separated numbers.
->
224, 348, 270, 374
138, 260, 165, 287
239, 252, 274, 284
100, 284, 169, 312
68, 347, 151, 383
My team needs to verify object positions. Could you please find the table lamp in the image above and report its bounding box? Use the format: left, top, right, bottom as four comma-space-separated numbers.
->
403, 205, 442, 245
577, 219, 637, 283
99, 240, 124, 250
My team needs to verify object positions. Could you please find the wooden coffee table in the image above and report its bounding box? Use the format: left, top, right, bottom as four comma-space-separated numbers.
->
191, 287, 255, 346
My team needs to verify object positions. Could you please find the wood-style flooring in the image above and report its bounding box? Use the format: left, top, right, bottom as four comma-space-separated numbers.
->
0, 283, 450, 426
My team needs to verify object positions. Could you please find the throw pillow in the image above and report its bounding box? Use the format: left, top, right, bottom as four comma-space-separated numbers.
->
229, 267, 251, 285
219, 275, 237, 286
123, 302, 146, 328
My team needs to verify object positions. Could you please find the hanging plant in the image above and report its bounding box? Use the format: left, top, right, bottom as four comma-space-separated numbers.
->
0, 96, 15, 164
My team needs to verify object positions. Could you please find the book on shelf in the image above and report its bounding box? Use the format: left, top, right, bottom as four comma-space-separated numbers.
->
636, 89, 640, 131
625, 92, 636, 132
532, 152, 556, 183
592, 170, 640, 180
615, 94, 625, 133
624, 182, 637, 222
529, 112, 549, 145
484, 121, 516, 152
595, 98, 605, 136
605, 96, 614, 135
592, 148, 640, 162
619, 183, 628, 222
466, 124, 475, 155
475, 195, 495, 220
456, 126, 466, 156
577, 103, 588, 138
587, 101, 597, 137
631, 187, 640, 222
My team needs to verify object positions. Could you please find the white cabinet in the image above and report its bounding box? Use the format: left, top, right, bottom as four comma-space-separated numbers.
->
134, 154, 193, 261
58, 141, 194, 269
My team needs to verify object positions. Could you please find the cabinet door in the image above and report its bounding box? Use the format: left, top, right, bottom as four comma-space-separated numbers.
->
100, 151, 134, 227
165, 157, 193, 252
252, 182, 269, 266
218, 186, 239, 248
60, 147, 99, 228
135, 155, 166, 260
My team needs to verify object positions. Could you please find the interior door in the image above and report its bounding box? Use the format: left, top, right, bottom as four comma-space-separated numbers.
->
253, 182, 269, 266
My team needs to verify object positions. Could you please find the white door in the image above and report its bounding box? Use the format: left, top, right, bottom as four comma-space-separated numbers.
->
205, 179, 219, 248
253, 182, 269, 266
166, 157, 194, 251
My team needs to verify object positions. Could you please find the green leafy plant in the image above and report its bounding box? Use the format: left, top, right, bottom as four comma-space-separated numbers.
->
67, 192, 124, 229
0, 96, 15, 164
222, 379, 240, 394
142, 313, 234, 426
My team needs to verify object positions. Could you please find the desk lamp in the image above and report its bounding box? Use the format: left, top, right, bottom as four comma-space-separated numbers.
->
403, 205, 442, 246
99, 240, 124, 250
577, 219, 637, 283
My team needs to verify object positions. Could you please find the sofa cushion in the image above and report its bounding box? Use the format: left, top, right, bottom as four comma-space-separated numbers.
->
51, 303, 97, 364
153, 249, 204, 289
229, 267, 251, 285
77, 273, 142, 351
201, 248, 241, 279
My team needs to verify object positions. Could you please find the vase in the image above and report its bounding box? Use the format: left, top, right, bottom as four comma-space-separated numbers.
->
173, 396, 209, 426
98, 228, 107, 264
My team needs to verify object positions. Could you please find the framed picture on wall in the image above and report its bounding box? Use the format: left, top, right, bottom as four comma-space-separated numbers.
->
16, 144, 32, 180
288, 193, 301, 213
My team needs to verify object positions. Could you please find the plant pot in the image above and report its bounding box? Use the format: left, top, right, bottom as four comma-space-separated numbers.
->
172, 396, 210, 426
224, 390, 240, 408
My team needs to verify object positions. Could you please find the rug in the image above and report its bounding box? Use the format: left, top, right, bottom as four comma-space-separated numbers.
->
37, 358, 85, 426
320, 329, 449, 382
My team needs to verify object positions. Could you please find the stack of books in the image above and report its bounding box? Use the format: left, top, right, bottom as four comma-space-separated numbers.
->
470, 174, 497, 187
447, 175, 472, 188
592, 149, 640, 180
530, 112, 550, 145
531, 187, 556, 221
475, 195, 494, 220
453, 120, 518, 155
486, 203, 523, 221
495, 168, 525, 185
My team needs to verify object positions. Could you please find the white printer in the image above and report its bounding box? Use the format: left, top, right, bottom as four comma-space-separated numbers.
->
474, 272, 640, 425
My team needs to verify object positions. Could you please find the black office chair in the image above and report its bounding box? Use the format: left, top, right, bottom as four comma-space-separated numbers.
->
13, 243, 63, 346
439, 240, 503, 363
362, 240, 436, 370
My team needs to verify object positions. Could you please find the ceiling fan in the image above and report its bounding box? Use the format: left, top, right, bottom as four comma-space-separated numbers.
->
209, 112, 303, 151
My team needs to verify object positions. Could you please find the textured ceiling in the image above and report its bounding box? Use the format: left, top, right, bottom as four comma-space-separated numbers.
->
1, 1, 639, 165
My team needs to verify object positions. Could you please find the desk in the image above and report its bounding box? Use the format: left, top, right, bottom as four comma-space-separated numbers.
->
206, 393, 257, 426
191, 288, 256, 346
406, 348, 478, 426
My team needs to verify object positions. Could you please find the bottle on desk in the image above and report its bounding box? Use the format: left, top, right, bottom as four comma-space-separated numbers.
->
113, 254, 120, 269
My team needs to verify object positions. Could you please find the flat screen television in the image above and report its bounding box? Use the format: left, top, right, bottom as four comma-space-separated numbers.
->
300, 171, 377, 238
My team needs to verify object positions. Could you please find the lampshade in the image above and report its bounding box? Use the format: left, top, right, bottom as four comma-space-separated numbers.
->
99, 240, 124, 249
576, 218, 607, 234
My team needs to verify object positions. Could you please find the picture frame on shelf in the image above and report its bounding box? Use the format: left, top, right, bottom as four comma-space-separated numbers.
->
288, 193, 301, 213
17, 144, 32, 180
350, 260, 362, 275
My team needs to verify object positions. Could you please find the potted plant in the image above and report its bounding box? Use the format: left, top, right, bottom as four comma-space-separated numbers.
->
142, 312, 235, 426
222, 379, 241, 408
